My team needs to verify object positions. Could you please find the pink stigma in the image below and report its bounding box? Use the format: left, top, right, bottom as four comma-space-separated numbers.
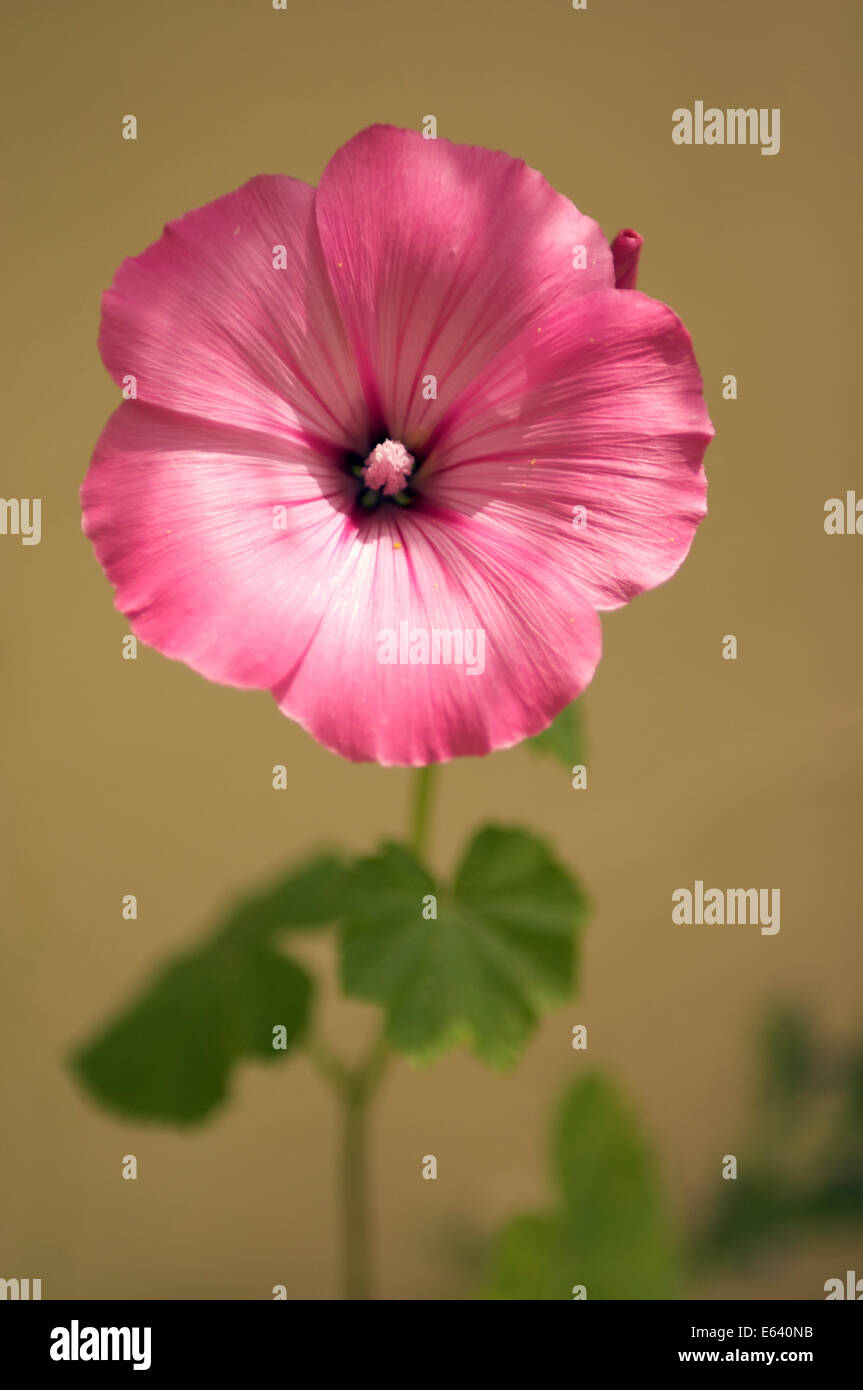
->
361, 438, 415, 496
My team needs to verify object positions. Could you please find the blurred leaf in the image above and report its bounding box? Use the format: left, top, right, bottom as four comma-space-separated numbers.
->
695, 1005, 863, 1270
554, 1076, 680, 1297
760, 1006, 813, 1108
69, 853, 344, 1124
339, 826, 588, 1066
481, 1215, 563, 1301
216, 852, 347, 946
526, 701, 585, 770
73, 940, 312, 1124
694, 1171, 795, 1265
836, 1047, 863, 1142
810, 1173, 863, 1224
481, 1075, 679, 1299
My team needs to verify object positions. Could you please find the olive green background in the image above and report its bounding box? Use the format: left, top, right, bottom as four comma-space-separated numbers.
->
1, 0, 860, 1298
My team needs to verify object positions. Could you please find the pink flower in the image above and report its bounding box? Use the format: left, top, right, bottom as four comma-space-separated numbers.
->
82, 125, 712, 766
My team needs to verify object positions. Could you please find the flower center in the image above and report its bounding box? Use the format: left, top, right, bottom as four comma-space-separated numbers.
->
361, 439, 415, 497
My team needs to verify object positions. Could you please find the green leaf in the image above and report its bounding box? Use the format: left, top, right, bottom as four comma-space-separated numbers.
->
481, 1075, 679, 1300
694, 1170, 796, 1266
481, 1215, 564, 1301
72, 939, 312, 1124
339, 826, 588, 1066
553, 1076, 679, 1298
837, 1046, 863, 1142
69, 854, 342, 1124
759, 1006, 813, 1108
696, 1010, 863, 1267
526, 701, 585, 770
216, 852, 347, 946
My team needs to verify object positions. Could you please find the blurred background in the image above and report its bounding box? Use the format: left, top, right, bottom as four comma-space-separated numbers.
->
1, 0, 860, 1298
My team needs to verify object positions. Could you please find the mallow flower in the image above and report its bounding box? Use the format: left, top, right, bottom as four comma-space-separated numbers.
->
82, 125, 712, 765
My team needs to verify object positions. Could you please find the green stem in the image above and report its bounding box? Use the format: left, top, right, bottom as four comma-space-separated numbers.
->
305, 1036, 351, 1097
410, 763, 437, 860
308, 765, 439, 1299
338, 1031, 394, 1299
342, 1086, 368, 1299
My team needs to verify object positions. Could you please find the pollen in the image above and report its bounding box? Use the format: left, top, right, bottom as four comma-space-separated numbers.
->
362, 439, 415, 497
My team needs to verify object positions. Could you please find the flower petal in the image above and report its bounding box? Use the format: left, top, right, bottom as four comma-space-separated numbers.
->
99, 175, 367, 450
84, 402, 601, 765
272, 506, 602, 766
81, 401, 359, 690
314, 124, 614, 446
421, 289, 713, 610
